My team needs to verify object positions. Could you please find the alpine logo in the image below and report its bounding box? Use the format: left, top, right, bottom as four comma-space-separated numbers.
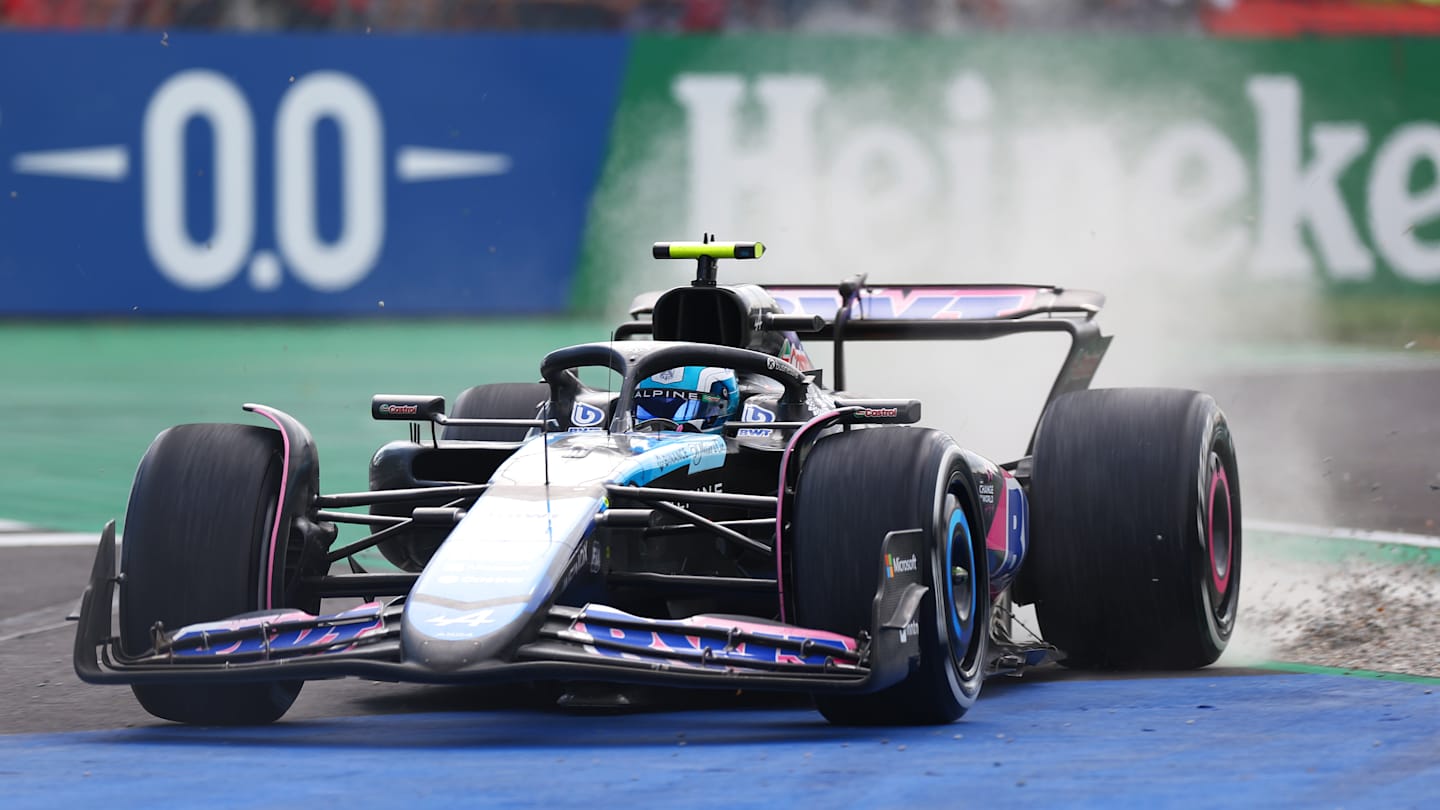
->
636, 388, 704, 401
571, 401, 605, 427
742, 402, 777, 423
426, 608, 495, 627
885, 553, 919, 578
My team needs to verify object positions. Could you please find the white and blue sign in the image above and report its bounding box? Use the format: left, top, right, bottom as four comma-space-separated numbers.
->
0, 32, 627, 314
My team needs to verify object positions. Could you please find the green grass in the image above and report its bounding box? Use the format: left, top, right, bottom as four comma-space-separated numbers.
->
1257, 661, 1440, 686
1248, 529, 1440, 569
0, 318, 610, 533
1320, 292, 1440, 348
3, 300, 1436, 533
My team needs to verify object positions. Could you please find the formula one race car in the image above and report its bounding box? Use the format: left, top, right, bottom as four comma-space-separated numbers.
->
74, 238, 1242, 726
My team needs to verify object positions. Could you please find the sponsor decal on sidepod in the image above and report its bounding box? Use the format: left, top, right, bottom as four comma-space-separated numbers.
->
885, 553, 919, 578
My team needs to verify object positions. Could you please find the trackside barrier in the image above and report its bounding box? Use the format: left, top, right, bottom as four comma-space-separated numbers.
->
575, 36, 1440, 309
4, 33, 1438, 315
0, 32, 627, 315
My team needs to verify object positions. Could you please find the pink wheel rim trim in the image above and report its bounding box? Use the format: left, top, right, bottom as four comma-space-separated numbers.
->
1207, 466, 1233, 595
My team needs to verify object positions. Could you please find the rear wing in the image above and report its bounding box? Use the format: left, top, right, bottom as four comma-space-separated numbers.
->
762, 283, 1102, 324
629, 283, 1103, 324
624, 279, 1111, 456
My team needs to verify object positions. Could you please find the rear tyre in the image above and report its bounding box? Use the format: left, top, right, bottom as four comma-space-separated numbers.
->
442, 382, 548, 441
791, 427, 987, 725
1027, 388, 1241, 669
120, 423, 314, 725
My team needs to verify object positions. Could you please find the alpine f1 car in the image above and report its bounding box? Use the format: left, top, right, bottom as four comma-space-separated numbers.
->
74, 238, 1242, 726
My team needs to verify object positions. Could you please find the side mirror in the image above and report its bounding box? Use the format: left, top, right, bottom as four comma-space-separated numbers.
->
371, 394, 446, 422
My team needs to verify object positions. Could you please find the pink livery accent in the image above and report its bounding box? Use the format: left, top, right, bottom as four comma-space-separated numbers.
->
983, 470, 1029, 595
171, 602, 382, 640
578, 604, 858, 650
689, 613, 858, 650
572, 605, 860, 670
1208, 467, 1233, 594
774, 409, 849, 623
767, 287, 1041, 322
245, 404, 291, 610
984, 472, 1011, 554
170, 603, 386, 658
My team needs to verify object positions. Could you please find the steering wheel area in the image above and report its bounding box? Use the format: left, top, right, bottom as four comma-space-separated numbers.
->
633, 417, 705, 434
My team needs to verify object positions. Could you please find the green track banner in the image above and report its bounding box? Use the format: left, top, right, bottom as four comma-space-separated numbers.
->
576, 36, 1440, 311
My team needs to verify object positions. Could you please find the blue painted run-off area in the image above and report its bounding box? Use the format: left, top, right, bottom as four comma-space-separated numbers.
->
2, 672, 1436, 808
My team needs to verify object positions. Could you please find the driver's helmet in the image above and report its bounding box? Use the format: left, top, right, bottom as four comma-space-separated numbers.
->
633, 366, 739, 433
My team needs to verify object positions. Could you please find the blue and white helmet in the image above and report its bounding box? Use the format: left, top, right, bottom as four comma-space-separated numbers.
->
633, 366, 739, 433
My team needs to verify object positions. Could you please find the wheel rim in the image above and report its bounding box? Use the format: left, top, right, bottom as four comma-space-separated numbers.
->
942, 493, 980, 674
1206, 452, 1233, 597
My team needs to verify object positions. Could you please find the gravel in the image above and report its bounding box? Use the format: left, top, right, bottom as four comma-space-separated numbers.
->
1221, 553, 1440, 678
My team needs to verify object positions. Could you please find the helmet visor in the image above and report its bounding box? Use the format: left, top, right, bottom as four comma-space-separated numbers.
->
634, 389, 727, 428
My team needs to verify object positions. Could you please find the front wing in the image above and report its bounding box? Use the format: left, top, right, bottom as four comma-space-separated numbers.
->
74, 522, 929, 694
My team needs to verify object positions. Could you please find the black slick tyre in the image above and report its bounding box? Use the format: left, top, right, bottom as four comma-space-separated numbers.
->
1027, 388, 1241, 669
791, 427, 987, 725
120, 423, 311, 725
442, 382, 549, 441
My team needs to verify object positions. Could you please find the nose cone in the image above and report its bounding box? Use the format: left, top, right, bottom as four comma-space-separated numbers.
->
401, 599, 530, 672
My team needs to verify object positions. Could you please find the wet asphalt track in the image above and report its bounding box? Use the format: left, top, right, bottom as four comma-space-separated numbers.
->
0, 361, 1437, 804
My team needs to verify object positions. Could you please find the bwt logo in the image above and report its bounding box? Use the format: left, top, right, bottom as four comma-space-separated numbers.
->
741, 402, 776, 423
9, 70, 511, 294
571, 401, 606, 427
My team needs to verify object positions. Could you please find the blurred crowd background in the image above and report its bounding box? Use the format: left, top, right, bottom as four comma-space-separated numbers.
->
4, 0, 1440, 34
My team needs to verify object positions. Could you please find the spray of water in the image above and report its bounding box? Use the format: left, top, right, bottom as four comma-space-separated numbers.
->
581, 52, 1424, 672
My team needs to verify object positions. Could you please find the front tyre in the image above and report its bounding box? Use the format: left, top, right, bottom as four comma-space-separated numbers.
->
791, 427, 987, 725
1027, 388, 1242, 669
120, 423, 313, 724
